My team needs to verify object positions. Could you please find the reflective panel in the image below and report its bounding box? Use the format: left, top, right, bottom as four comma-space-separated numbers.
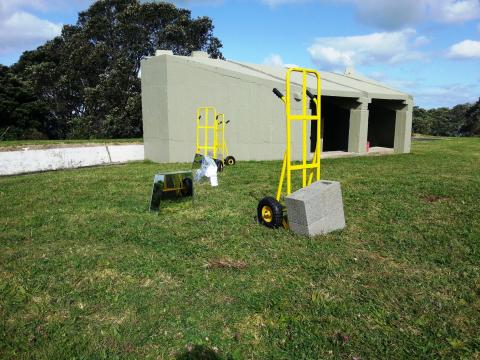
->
149, 170, 193, 211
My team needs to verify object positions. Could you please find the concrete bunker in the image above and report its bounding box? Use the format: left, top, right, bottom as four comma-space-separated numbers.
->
141, 51, 413, 163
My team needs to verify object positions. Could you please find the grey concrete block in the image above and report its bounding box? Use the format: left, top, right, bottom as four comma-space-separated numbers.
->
286, 180, 345, 236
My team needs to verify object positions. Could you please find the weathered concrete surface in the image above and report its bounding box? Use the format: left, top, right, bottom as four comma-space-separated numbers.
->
394, 101, 413, 154
141, 51, 413, 164
108, 145, 144, 163
286, 180, 345, 236
0, 145, 144, 176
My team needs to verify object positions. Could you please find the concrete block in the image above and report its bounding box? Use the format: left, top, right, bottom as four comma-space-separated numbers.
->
286, 180, 345, 236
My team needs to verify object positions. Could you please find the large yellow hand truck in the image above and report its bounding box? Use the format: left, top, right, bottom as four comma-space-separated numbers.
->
215, 113, 236, 166
257, 68, 321, 228
196, 106, 224, 172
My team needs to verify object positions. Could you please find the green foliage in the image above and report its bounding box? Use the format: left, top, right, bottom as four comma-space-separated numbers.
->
413, 101, 478, 137
461, 98, 480, 135
0, 138, 479, 358
0, 66, 48, 140
9, 0, 223, 140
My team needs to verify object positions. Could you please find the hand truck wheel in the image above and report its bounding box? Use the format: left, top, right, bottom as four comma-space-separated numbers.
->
257, 197, 283, 228
215, 159, 224, 173
225, 156, 236, 166
181, 178, 193, 196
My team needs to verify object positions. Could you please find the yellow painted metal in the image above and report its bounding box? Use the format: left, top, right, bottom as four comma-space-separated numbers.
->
196, 107, 218, 158
275, 68, 322, 201
261, 205, 273, 223
215, 113, 230, 161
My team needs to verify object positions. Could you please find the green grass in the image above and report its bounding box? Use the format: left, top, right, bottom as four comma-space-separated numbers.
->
0, 138, 143, 149
1, 138, 479, 359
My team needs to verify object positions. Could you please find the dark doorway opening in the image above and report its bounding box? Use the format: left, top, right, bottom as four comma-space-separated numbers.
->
368, 100, 396, 148
311, 96, 349, 152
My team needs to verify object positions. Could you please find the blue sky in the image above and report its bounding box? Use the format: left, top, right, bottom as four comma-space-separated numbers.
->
0, 0, 479, 108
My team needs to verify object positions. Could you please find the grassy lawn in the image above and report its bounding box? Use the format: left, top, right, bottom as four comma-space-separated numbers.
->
1, 138, 479, 359
0, 138, 143, 150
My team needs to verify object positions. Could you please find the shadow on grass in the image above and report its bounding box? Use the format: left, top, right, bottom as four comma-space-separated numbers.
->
176, 345, 224, 360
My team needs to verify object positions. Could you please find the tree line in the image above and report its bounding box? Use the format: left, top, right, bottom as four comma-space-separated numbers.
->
0, 0, 223, 141
413, 100, 480, 137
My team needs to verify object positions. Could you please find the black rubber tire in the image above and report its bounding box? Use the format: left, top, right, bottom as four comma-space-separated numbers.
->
225, 156, 236, 166
182, 178, 193, 196
257, 197, 283, 228
215, 159, 224, 173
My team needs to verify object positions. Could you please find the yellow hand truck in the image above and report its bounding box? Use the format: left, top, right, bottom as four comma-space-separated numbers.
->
215, 113, 236, 166
196, 106, 224, 172
257, 68, 321, 228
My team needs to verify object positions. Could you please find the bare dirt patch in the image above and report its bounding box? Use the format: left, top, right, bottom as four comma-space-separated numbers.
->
421, 195, 450, 203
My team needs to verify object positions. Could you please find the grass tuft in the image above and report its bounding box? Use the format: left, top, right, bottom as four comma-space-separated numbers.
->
205, 258, 248, 270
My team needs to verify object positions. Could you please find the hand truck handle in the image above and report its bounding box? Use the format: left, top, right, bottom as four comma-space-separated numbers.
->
272, 88, 284, 99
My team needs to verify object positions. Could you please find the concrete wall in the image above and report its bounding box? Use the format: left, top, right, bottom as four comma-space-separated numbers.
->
142, 54, 307, 163
0, 145, 144, 176
394, 101, 413, 154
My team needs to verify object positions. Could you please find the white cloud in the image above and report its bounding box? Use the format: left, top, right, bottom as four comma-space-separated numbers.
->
366, 71, 479, 108
308, 29, 426, 70
0, 0, 74, 15
260, 0, 309, 6
143, 0, 224, 5
259, 0, 480, 28
436, 0, 480, 22
263, 53, 284, 67
446, 39, 480, 59
263, 53, 298, 68
354, 0, 480, 28
0, 1, 62, 56
412, 35, 430, 47
413, 83, 479, 108
352, 0, 426, 30
0, 12, 61, 53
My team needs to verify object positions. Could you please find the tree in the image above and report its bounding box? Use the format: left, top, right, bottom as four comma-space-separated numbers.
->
412, 106, 433, 135
12, 0, 223, 139
448, 103, 471, 135
0, 65, 47, 140
461, 98, 480, 136
413, 102, 477, 137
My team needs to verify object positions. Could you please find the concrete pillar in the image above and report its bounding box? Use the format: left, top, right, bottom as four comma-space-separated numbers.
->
348, 98, 370, 154
394, 99, 413, 154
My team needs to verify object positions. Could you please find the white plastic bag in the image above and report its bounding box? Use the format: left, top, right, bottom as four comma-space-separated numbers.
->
194, 155, 218, 187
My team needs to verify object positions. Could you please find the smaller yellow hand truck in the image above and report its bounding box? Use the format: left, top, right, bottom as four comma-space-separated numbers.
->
215, 113, 236, 166
196, 106, 224, 172
257, 68, 321, 229
196, 107, 235, 171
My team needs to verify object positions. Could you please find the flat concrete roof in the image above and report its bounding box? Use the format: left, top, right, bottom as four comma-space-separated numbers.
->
161, 52, 412, 102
